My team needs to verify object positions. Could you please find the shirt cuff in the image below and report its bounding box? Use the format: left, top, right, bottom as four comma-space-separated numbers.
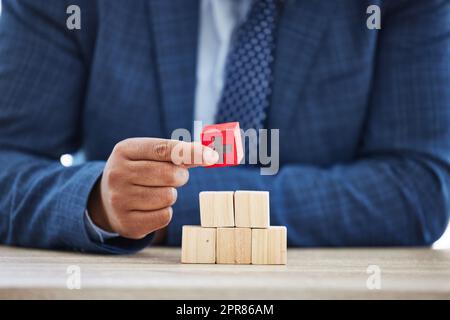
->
84, 210, 119, 243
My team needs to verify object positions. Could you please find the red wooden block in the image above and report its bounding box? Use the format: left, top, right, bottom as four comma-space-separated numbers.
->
201, 122, 244, 167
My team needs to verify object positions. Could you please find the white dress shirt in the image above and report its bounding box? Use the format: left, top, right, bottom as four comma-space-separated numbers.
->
85, 0, 252, 243
193, 0, 252, 139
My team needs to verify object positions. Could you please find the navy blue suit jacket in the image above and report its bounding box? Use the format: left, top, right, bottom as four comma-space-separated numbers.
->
0, 0, 449, 253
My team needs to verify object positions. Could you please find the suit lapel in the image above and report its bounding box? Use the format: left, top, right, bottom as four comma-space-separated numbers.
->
269, 0, 335, 128
147, 0, 199, 136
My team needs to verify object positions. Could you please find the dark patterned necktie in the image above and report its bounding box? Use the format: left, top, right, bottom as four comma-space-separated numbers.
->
215, 0, 279, 132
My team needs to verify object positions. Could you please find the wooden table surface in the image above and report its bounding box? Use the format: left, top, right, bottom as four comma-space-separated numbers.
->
1, 245, 449, 299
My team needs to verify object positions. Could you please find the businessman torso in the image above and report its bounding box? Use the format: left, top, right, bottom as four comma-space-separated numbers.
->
66, 0, 377, 166
1, 0, 449, 251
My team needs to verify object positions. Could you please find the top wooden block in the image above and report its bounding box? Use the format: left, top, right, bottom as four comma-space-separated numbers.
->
199, 191, 235, 227
234, 191, 270, 228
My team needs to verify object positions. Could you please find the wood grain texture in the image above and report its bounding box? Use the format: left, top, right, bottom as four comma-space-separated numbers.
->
1, 246, 450, 299
199, 191, 235, 227
234, 191, 270, 228
216, 228, 252, 264
252, 227, 287, 265
181, 226, 216, 264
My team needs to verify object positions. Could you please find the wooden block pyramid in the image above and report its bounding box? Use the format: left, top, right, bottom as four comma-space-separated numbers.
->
181, 191, 287, 265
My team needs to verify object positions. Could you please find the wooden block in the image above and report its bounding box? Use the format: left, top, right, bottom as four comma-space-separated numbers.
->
234, 191, 270, 228
181, 226, 216, 264
216, 228, 252, 264
251, 227, 287, 265
201, 122, 243, 167
199, 191, 235, 227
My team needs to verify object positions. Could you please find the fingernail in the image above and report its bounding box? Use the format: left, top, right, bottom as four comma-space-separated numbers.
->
172, 188, 178, 199
204, 148, 219, 165
178, 169, 188, 180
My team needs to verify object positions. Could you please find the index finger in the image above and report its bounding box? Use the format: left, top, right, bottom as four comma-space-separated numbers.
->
115, 138, 219, 167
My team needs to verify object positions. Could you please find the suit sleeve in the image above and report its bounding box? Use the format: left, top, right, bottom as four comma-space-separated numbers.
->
169, 0, 450, 247
0, 0, 151, 253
